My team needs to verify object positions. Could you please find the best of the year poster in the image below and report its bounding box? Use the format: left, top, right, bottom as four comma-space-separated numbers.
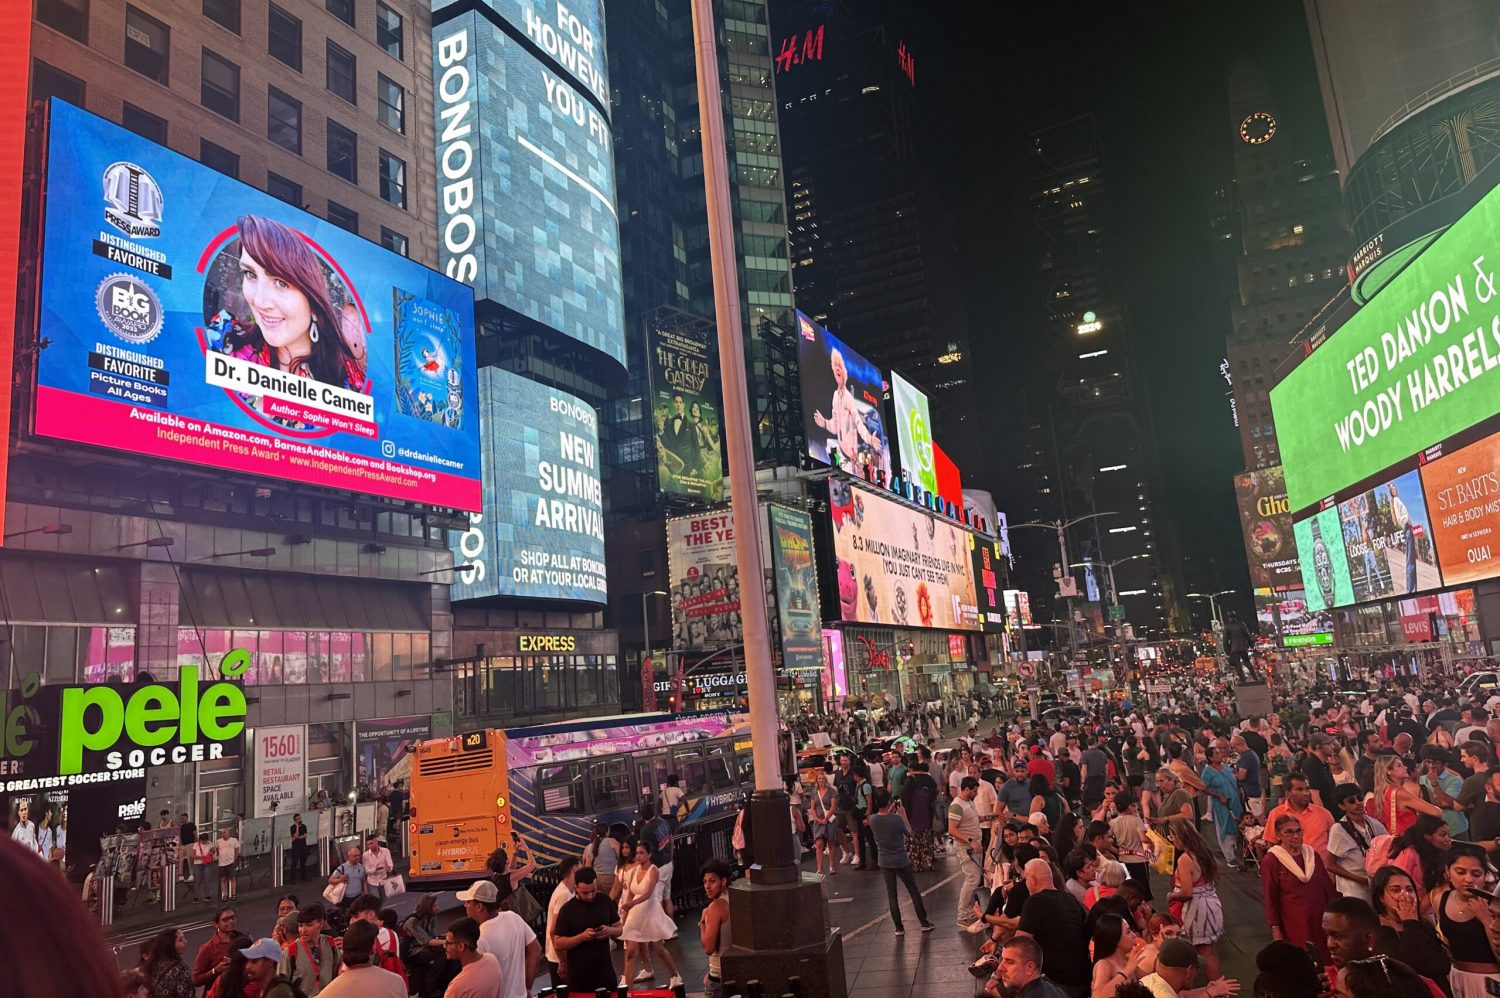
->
34, 100, 480, 509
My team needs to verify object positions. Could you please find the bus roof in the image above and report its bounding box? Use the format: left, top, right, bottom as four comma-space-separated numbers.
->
502, 709, 733, 740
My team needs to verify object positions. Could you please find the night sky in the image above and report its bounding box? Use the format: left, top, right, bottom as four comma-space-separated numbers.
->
907, 0, 1332, 625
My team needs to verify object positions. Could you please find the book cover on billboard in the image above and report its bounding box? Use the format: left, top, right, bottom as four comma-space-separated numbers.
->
393, 289, 464, 428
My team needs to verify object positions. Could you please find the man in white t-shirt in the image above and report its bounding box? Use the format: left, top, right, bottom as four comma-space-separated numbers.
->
543, 859, 579, 986
214, 826, 240, 901
458, 879, 540, 998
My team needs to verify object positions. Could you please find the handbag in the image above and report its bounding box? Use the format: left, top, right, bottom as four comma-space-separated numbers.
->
383, 875, 405, 898
1147, 829, 1175, 876
322, 881, 347, 905
502, 883, 543, 923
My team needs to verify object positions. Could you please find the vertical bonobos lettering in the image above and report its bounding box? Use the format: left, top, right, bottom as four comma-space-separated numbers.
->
435, 27, 478, 284
57, 666, 245, 774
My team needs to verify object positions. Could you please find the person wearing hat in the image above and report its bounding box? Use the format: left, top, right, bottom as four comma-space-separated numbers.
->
319, 921, 406, 998
457, 878, 540, 998
1138, 937, 1236, 998
235, 938, 301, 998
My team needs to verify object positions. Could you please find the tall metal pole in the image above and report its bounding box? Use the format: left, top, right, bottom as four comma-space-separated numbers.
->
1057, 522, 1077, 662
689, 0, 793, 883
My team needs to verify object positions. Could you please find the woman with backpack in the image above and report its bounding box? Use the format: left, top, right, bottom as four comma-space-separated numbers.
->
1386, 813, 1453, 921
401, 895, 443, 998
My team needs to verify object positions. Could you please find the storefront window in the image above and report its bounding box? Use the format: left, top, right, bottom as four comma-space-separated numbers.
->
7, 626, 44, 687
306, 632, 327, 684
409, 633, 430, 679
536, 656, 564, 711
257, 630, 284, 685
576, 654, 600, 706
327, 631, 352, 683
349, 632, 369, 682
282, 630, 308, 683
372, 632, 393, 681
390, 632, 411, 681
82, 626, 136, 683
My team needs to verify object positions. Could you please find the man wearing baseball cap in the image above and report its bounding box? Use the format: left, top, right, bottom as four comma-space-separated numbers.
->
1139, 937, 1236, 998
236, 938, 300, 998
457, 879, 540, 998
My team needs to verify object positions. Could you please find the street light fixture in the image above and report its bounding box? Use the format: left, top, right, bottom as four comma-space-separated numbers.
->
1012, 512, 1116, 660
1069, 552, 1153, 607
1186, 590, 1235, 629
198, 548, 278, 560
4, 522, 72, 540
116, 537, 174, 550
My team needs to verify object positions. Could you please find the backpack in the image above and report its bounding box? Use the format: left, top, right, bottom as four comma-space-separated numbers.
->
372, 931, 409, 987
263, 975, 308, 998
1364, 834, 1395, 877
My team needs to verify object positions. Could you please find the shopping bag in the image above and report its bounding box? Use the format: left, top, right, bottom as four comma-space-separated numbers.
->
383, 875, 406, 898
322, 881, 346, 905
1147, 829, 1175, 875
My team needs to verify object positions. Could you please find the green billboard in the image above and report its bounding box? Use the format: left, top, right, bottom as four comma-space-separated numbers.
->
1270, 181, 1500, 512
1293, 506, 1355, 612
891, 371, 937, 495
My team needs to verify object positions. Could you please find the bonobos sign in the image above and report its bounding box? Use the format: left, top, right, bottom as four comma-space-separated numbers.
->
0, 665, 246, 784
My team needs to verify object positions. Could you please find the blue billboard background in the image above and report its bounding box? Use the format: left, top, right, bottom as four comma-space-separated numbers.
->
433, 0, 608, 109
450, 368, 607, 603
35, 100, 481, 509
433, 13, 625, 368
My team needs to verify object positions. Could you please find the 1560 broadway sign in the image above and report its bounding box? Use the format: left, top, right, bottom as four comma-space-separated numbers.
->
0, 662, 246, 783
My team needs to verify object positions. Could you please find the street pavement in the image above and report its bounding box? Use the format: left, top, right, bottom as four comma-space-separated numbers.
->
109, 828, 1275, 993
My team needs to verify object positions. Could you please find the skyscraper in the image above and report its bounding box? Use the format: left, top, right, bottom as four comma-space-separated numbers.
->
770, 0, 978, 468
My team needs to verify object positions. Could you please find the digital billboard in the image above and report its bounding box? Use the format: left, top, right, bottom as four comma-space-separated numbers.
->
1233, 467, 1301, 590
1294, 505, 1356, 612
890, 371, 937, 495
34, 100, 481, 509
433, 16, 625, 367
1336, 468, 1441, 602
768, 505, 823, 670
796, 310, 891, 479
667, 511, 741, 651
828, 478, 979, 631
1420, 431, 1500, 586
1270, 180, 1500, 512
450, 368, 606, 603
971, 535, 1005, 633
647, 317, 723, 499
433, 0, 608, 110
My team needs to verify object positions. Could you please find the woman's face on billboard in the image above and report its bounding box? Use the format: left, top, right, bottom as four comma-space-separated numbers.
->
240, 250, 313, 353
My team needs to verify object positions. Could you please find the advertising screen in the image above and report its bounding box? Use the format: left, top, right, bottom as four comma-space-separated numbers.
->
647, 317, 723, 499
1294, 506, 1356, 611
1336, 468, 1441, 602
35, 100, 481, 509
1275, 590, 1336, 646
1420, 431, 1500, 585
971, 535, 1005, 633
821, 629, 848, 699
667, 511, 741, 651
768, 505, 823, 670
433, 15, 625, 367
433, 0, 608, 110
828, 478, 979, 631
1233, 467, 1301, 590
355, 716, 430, 791
450, 368, 606, 603
1270, 180, 1500, 512
890, 371, 936, 494
796, 310, 891, 478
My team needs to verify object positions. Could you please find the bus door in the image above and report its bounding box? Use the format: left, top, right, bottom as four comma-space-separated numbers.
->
635, 754, 670, 815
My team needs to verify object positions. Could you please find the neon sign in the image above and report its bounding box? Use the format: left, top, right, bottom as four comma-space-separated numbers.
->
897, 41, 914, 86
774, 25, 825, 73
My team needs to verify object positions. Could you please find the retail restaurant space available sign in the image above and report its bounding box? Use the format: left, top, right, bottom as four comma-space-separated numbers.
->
828, 478, 980, 631
796, 310, 891, 480
668, 511, 742, 652
1420, 431, 1500, 585
251, 725, 305, 818
35, 100, 481, 510
432, 16, 625, 369
1233, 466, 1301, 591
647, 317, 723, 500
971, 536, 1005, 633
0, 662, 247, 784
449, 368, 606, 603
890, 371, 937, 496
1294, 505, 1356, 612
768, 505, 823, 671
1270, 180, 1500, 513
431, 0, 608, 110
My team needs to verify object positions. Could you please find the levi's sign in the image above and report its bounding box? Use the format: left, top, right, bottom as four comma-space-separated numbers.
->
1271, 181, 1500, 512
0, 664, 246, 780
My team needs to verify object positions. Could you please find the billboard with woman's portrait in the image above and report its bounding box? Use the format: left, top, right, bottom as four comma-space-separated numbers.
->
32, 100, 481, 509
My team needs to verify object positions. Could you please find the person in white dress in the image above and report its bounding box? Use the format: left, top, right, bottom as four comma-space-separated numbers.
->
618, 842, 681, 990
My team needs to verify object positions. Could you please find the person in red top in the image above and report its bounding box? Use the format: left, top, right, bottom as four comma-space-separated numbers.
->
194, 907, 239, 991
1025, 746, 1055, 786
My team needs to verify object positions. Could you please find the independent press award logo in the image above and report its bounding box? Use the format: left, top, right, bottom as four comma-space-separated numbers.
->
102, 162, 164, 239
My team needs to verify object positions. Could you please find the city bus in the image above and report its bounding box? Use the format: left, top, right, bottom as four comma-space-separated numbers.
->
408, 711, 767, 887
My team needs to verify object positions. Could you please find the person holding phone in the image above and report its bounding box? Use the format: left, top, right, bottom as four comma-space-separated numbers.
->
1434, 844, 1500, 996
552, 867, 622, 993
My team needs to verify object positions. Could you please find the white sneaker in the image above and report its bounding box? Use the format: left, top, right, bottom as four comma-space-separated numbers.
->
669, 976, 684, 988
839, 849, 850, 864
634, 968, 656, 982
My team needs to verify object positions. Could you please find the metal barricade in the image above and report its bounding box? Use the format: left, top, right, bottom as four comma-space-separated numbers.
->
98, 874, 115, 927
272, 845, 285, 889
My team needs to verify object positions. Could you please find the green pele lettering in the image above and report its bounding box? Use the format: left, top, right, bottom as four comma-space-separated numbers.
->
57, 665, 245, 775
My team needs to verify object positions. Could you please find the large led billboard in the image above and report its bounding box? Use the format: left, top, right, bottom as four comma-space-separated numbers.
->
647, 317, 723, 499
768, 505, 823, 670
970, 534, 1005, 633
1294, 505, 1355, 612
450, 368, 606, 603
1336, 468, 1441, 602
1420, 431, 1500, 585
433, 16, 625, 367
667, 511, 741, 651
1270, 180, 1500, 513
1233, 467, 1300, 591
828, 478, 979, 631
890, 371, 936, 495
35, 101, 480, 509
796, 311, 891, 479
432, 0, 608, 110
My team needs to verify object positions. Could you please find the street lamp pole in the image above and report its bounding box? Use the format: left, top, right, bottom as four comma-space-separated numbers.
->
642, 590, 667, 710
1013, 512, 1116, 663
